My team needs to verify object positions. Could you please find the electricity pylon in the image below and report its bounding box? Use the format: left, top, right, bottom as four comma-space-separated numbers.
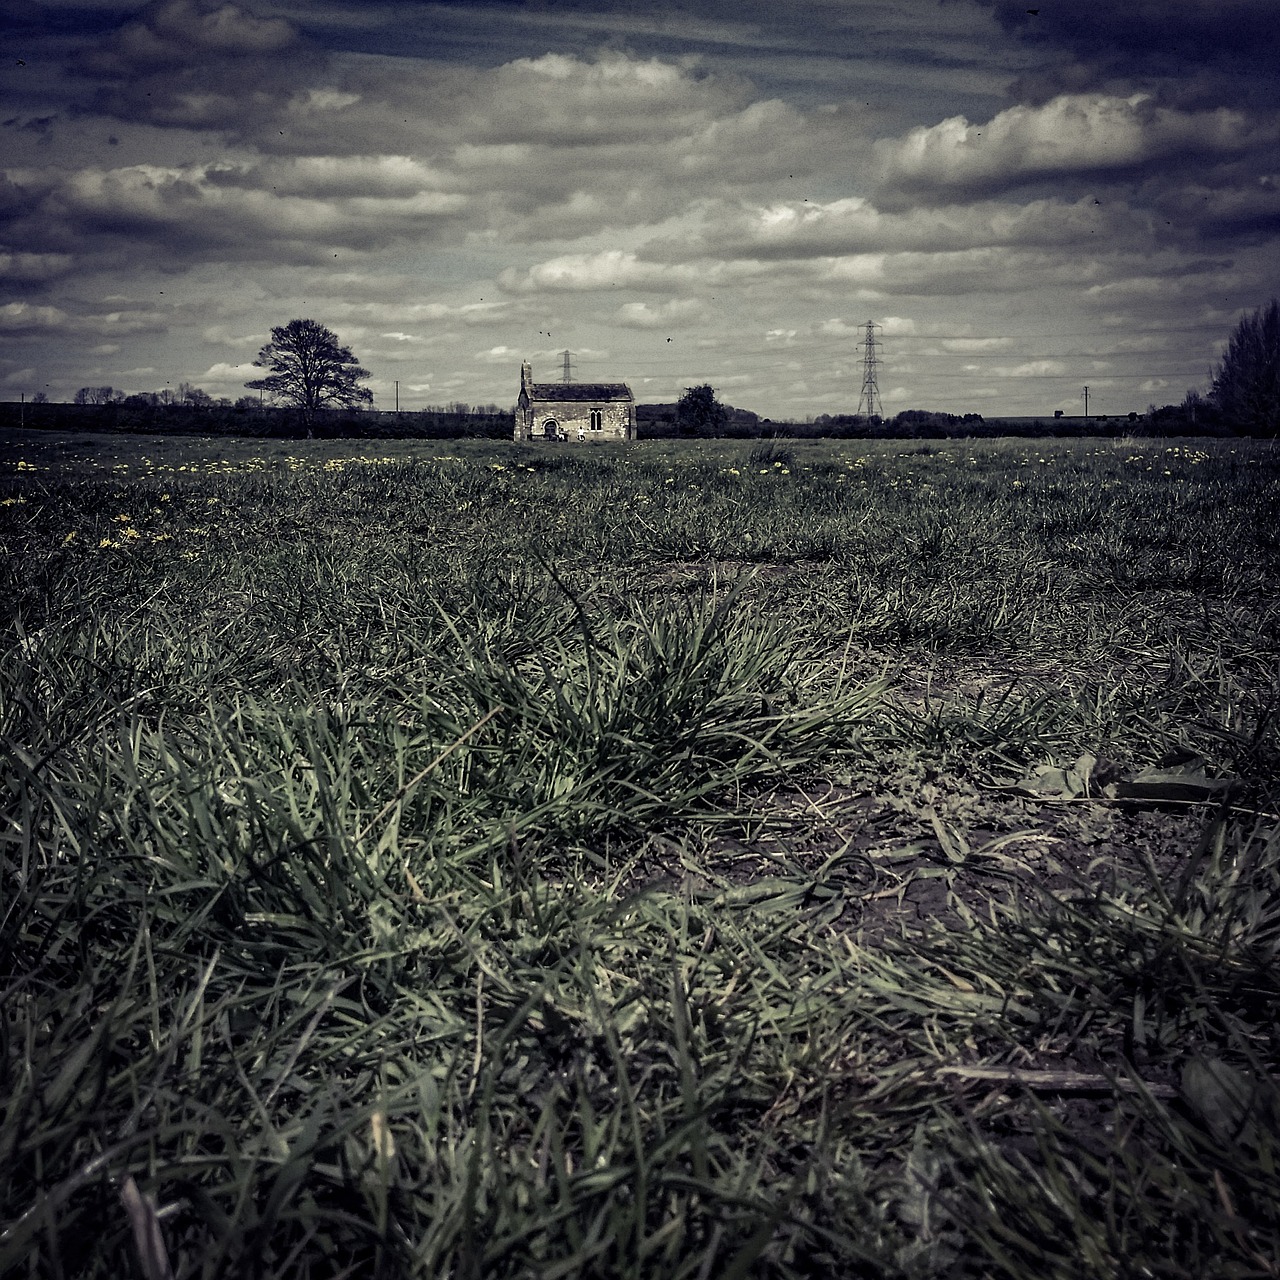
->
857, 321, 883, 418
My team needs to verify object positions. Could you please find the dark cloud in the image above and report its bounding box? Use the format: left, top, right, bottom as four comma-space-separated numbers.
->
4, 114, 58, 136
82, 0, 298, 75
0, 299, 166, 337
975, 0, 1280, 63
970, 0, 1280, 109
0, 159, 473, 266
64, 0, 323, 132
1155, 177, 1280, 246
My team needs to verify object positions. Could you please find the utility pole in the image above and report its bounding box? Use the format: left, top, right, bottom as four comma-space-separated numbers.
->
857, 321, 883, 418
561, 349, 575, 383
394, 380, 399, 413
1082, 385, 1089, 417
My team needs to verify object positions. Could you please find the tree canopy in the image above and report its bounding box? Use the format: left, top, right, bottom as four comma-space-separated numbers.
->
245, 320, 373, 420
1211, 299, 1280, 436
676, 383, 728, 435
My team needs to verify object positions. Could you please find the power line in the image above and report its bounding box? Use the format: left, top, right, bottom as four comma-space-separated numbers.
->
607, 342, 1214, 377
613, 351, 1209, 378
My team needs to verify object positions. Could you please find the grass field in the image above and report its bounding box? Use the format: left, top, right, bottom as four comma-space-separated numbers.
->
2, 430, 1278, 1279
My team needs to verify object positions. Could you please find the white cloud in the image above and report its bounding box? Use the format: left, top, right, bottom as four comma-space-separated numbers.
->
474, 345, 519, 364
876, 93, 1267, 192
990, 360, 1067, 377
680, 194, 1153, 261
290, 88, 362, 114
80, 310, 168, 336
817, 318, 864, 336
321, 300, 509, 326
0, 302, 68, 332
941, 337, 1014, 351
0, 300, 161, 338
3, 367, 36, 385
1085, 269, 1242, 301
235, 154, 456, 199
0, 251, 74, 282
196, 360, 260, 384
879, 316, 917, 336
202, 325, 265, 347
500, 251, 707, 293
614, 298, 705, 329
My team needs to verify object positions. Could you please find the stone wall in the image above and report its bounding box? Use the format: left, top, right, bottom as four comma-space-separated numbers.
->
517, 397, 635, 441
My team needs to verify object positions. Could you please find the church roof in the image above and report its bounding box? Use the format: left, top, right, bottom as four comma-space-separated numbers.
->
527, 382, 632, 402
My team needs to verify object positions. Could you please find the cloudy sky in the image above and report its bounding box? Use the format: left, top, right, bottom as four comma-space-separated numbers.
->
4, 0, 1279, 418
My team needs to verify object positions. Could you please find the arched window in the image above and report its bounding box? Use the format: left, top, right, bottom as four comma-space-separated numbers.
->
590, 409, 603, 432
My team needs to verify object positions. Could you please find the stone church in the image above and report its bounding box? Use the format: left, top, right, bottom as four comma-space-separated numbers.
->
514, 360, 636, 442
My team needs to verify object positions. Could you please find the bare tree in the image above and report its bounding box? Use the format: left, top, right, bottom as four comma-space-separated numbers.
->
179, 382, 214, 407
73, 386, 122, 405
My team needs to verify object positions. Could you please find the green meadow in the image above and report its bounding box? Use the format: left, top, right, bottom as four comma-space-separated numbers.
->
2, 430, 1278, 1278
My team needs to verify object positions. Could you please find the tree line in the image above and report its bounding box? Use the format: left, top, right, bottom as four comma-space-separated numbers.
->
30, 298, 1280, 438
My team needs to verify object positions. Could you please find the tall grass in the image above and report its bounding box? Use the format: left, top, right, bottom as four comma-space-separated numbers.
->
2, 434, 1277, 1277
